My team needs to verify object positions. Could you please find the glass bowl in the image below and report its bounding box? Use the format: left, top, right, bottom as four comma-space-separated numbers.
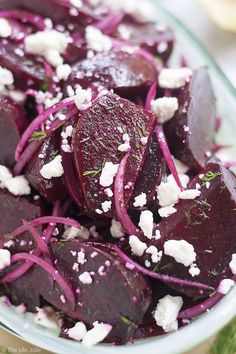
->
1, 2, 236, 353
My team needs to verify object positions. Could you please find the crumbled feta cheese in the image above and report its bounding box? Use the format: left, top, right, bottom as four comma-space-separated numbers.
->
129, 235, 147, 257
179, 189, 201, 200
77, 251, 86, 265
0, 66, 14, 92
157, 182, 180, 207
0, 165, 12, 187
64, 226, 90, 240
101, 200, 112, 213
85, 26, 112, 53
4, 176, 31, 196
153, 295, 183, 333
79, 271, 93, 284
158, 68, 193, 89
74, 86, 92, 110
40, 155, 64, 179
133, 192, 147, 208
189, 263, 200, 277
34, 308, 58, 329
158, 206, 177, 218
117, 142, 130, 152
25, 30, 69, 67
70, 0, 82, 8
99, 162, 119, 187
82, 321, 112, 348
138, 210, 154, 239
157, 41, 168, 53
4, 240, 15, 248
0, 19, 12, 38
173, 157, 189, 174
118, 24, 132, 40
140, 136, 148, 145
68, 322, 87, 341
0, 249, 11, 270
9, 90, 26, 103
151, 97, 179, 124
104, 188, 113, 197
56, 64, 72, 81
229, 254, 236, 275
164, 240, 196, 267
218, 279, 235, 295
110, 219, 125, 239
146, 246, 162, 263
167, 173, 190, 189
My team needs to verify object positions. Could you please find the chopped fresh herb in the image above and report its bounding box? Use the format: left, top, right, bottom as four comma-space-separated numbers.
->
152, 263, 161, 272
192, 295, 207, 302
83, 168, 103, 178
40, 77, 51, 92
51, 150, 59, 160
202, 171, 221, 186
159, 263, 174, 271
120, 316, 133, 326
185, 211, 201, 226
30, 131, 47, 141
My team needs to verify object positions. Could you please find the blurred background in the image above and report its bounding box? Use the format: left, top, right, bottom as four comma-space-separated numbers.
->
160, 0, 236, 87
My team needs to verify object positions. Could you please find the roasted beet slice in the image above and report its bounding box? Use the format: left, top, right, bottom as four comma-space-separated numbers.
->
0, 41, 46, 91
164, 67, 216, 171
73, 93, 156, 216
65, 51, 157, 99
26, 131, 67, 203
0, 189, 44, 253
0, 96, 27, 167
141, 163, 236, 297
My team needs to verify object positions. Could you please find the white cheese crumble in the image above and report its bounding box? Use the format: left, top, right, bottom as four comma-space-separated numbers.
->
56, 64, 72, 81
0, 66, 14, 93
138, 210, 154, 239
158, 206, 177, 218
0, 249, 11, 270
101, 200, 112, 213
74, 86, 92, 110
0, 19, 12, 38
25, 30, 69, 67
104, 188, 113, 197
164, 240, 196, 267
68, 322, 87, 341
133, 192, 147, 208
151, 97, 179, 124
173, 157, 189, 174
167, 173, 190, 189
0, 165, 12, 187
110, 219, 125, 239
153, 295, 183, 333
229, 254, 236, 275
99, 162, 119, 187
189, 263, 200, 277
63, 226, 90, 240
4, 176, 31, 196
140, 136, 148, 146
82, 321, 112, 348
34, 308, 59, 330
157, 182, 180, 207
158, 68, 193, 89
146, 246, 162, 263
70, 0, 82, 8
40, 155, 64, 180
218, 279, 235, 295
129, 235, 147, 257
85, 26, 112, 53
117, 142, 130, 152
79, 271, 93, 284
179, 189, 201, 200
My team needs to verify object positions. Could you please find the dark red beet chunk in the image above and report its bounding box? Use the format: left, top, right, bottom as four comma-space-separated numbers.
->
0, 41, 46, 91
164, 67, 216, 171
0, 96, 27, 167
26, 131, 67, 203
142, 163, 236, 297
73, 93, 156, 216
65, 51, 157, 99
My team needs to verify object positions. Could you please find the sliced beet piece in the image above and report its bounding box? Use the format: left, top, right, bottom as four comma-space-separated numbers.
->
0, 40, 46, 91
0, 96, 27, 167
26, 130, 67, 203
142, 163, 236, 297
164, 67, 216, 171
73, 93, 157, 217
65, 51, 157, 99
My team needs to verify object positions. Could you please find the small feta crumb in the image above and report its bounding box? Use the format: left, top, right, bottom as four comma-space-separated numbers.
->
68, 322, 87, 341
153, 295, 183, 333
146, 246, 162, 263
0, 249, 11, 270
167, 173, 190, 189
56, 64, 71, 81
4, 240, 15, 248
133, 192, 147, 208
4, 176, 31, 196
118, 142, 130, 152
158, 206, 177, 218
138, 210, 154, 239
85, 26, 112, 53
101, 200, 112, 213
229, 254, 236, 275
0, 19, 12, 38
145, 260, 151, 268
164, 240, 196, 267
151, 97, 179, 124
129, 235, 147, 257
205, 181, 210, 189
99, 162, 119, 187
74, 86, 92, 110
173, 157, 189, 174
0, 165, 12, 187
70, 0, 82, 8
77, 251, 86, 265
140, 136, 148, 145
189, 263, 200, 277
79, 271, 93, 284
179, 189, 201, 200
0, 66, 14, 92
104, 188, 113, 197
157, 41, 168, 53
82, 321, 112, 348
157, 182, 180, 207
118, 24, 132, 40
63, 226, 89, 240
40, 155, 64, 179
34, 308, 58, 329
110, 219, 125, 239
158, 68, 193, 89
218, 279, 235, 295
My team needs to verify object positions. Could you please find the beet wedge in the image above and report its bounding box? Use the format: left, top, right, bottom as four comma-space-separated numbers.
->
66, 51, 157, 99
0, 96, 27, 167
141, 163, 236, 297
73, 93, 157, 217
164, 67, 216, 171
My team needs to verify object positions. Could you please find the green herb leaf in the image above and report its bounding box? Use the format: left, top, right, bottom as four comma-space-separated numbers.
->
29, 131, 47, 141
202, 171, 221, 186
83, 168, 103, 178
